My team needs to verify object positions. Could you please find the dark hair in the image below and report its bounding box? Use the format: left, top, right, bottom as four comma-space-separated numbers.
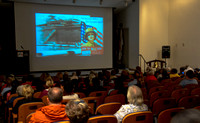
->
186, 70, 194, 79
48, 87, 63, 103
65, 99, 89, 123
171, 68, 178, 74
61, 80, 74, 95
171, 109, 200, 123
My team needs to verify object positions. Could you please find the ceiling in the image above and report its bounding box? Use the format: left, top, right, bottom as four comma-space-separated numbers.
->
6, 0, 134, 12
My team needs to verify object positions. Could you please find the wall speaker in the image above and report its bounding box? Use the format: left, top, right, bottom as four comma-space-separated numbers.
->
162, 46, 170, 58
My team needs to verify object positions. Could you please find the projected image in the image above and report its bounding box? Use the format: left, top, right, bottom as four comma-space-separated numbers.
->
35, 13, 103, 57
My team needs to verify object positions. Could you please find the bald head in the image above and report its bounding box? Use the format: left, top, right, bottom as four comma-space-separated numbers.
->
48, 87, 63, 104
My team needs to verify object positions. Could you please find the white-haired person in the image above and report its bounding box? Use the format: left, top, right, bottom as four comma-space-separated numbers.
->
114, 85, 148, 123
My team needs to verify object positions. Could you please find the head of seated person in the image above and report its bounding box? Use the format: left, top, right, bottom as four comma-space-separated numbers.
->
65, 99, 89, 123
46, 78, 54, 89
127, 85, 144, 105
47, 87, 63, 105
171, 109, 200, 123
16, 85, 24, 96
22, 84, 34, 99
186, 70, 195, 79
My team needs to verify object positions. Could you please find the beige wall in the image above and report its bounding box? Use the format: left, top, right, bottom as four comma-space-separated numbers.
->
139, 0, 169, 70
169, 0, 200, 69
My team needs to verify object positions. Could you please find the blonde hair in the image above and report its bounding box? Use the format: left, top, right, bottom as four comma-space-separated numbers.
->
127, 85, 144, 105
22, 84, 34, 99
46, 78, 54, 87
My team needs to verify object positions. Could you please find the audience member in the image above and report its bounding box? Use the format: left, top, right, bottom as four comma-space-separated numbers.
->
65, 99, 89, 123
145, 67, 157, 82
1, 77, 13, 96
171, 109, 200, 123
30, 87, 69, 122
12, 84, 41, 114
61, 80, 79, 100
38, 78, 54, 98
179, 70, 198, 87
71, 72, 78, 80
63, 71, 70, 81
7, 85, 24, 107
170, 68, 180, 79
114, 85, 148, 123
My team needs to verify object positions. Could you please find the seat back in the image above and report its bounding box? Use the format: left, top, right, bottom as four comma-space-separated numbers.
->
152, 97, 176, 116
104, 94, 126, 104
157, 107, 184, 123
82, 97, 101, 115
33, 91, 41, 98
89, 91, 107, 104
185, 84, 199, 91
178, 95, 200, 109
191, 87, 200, 96
13, 97, 25, 107
171, 88, 190, 102
8, 93, 18, 101
42, 95, 48, 105
18, 102, 45, 123
148, 86, 165, 98
194, 106, 200, 110
88, 115, 117, 123
167, 84, 182, 92
108, 90, 119, 96
150, 90, 170, 107
95, 102, 121, 115
122, 111, 153, 123
26, 112, 34, 123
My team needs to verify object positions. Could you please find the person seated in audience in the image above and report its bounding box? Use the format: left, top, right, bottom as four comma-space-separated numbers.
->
65, 99, 89, 123
194, 68, 200, 80
170, 68, 180, 79
110, 69, 118, 80
7, 85, 24, 107
63, 71, 70, 81
56, 72, 63, 82
179, 70, 198, 87
157, 68, 170, 82
128, 70, 140, 87
12, 84, 41, 114
1, 77, 13, 97
171, 109, 200, 123
61, 80, 79, 100
38, 78, 54, 98
70, 72, 78, 80
30, 87, 69, 122
144, 67, 157, 82
179, 66, 186, 78
114, 85, 148, 123
39, 72, 49, 82
136, 66, 144, 78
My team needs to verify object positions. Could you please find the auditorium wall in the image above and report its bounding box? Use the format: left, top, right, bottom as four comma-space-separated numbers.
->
139, 0, 169, 70
168, 0, 200, 69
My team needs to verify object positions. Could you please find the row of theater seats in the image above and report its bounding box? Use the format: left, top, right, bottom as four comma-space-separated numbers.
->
7, 90, 126, 123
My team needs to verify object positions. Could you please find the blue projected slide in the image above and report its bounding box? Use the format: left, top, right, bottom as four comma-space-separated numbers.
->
35, 13, 104, 57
